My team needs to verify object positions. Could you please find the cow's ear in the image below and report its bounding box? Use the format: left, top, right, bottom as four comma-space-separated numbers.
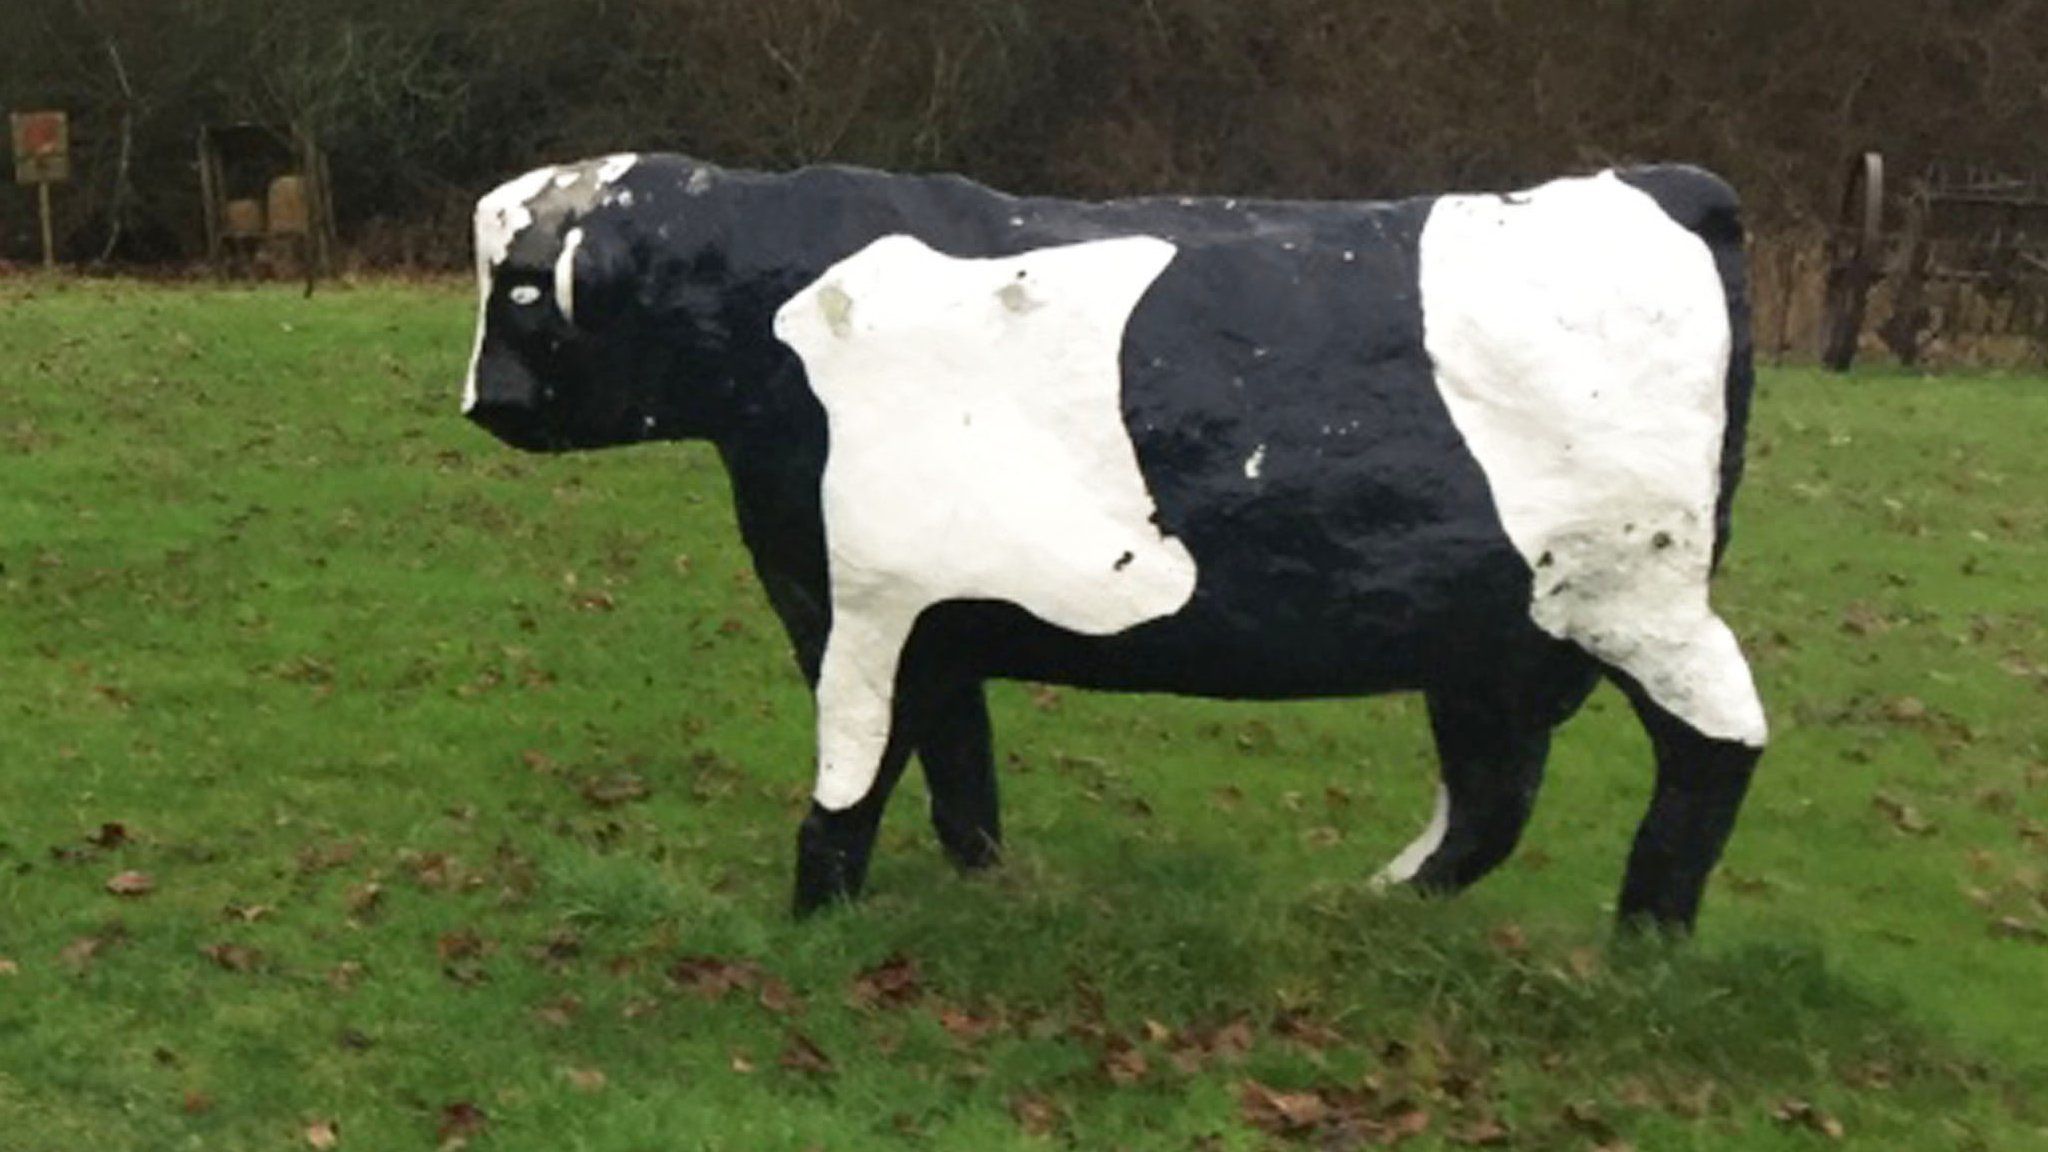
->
561, 224, 634, 332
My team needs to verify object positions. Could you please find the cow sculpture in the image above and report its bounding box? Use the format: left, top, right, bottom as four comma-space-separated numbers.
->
462, 154, 1767, 933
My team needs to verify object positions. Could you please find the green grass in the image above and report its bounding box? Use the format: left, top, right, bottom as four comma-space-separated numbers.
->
1, 278, 2043, 1151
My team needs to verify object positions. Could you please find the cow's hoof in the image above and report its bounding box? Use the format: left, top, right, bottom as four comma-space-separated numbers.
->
1614, 904, 1697, 941
793, 808, 873, 917
792, 859, 863, 918
937, 828, 1002, 873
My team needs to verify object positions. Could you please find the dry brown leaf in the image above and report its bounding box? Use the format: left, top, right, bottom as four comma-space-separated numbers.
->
1009, 1092, 1062, 1136
199, 942, 262, 972
578, 772, 650, 807
344, 882, 384, 918
1872, 792, 1937, 836
1101, 1038, 1148, 1085
1772, 1098, 1845, 1139
304, 1119, 340, 1149
779, 1031, 835, 1077
936, 1005, 998, 1043
436, 1101, 488, 1149
87, 822, 129, 849
851, 952, 924, 1009
1239, 1080, 1330, 1133
60, 936, 107, 969
105, 870, 154, 896
532, 994, 582, 1028
561, 1067, 607, 1093
757, 976, 800, 1015
667, 955, 762, 1001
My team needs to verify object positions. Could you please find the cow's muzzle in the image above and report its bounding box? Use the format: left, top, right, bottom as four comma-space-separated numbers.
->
466, 400, 563, 452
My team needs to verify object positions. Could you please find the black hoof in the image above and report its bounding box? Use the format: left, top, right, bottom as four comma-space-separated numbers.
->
936, 824, 1002, 873
793, 804, 874, 918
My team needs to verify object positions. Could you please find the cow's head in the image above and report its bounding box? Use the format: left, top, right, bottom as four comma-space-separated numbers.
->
463, 155, 736, 452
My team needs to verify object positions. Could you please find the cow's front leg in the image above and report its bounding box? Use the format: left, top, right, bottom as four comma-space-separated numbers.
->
918, 681, 1001, 871
795, 608, 916, 916
1615, 683, 1762, 934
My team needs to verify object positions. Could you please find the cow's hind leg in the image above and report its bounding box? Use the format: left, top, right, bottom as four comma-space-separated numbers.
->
1613, 672, 1763, 934
1379, 651, 1599, 893
918, 681, 1001, 870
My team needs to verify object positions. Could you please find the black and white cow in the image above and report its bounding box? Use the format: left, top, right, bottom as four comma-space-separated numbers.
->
462, 154, 1767, 932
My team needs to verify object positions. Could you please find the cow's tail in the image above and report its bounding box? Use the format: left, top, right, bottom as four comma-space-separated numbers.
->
1618, 165, 1755, 569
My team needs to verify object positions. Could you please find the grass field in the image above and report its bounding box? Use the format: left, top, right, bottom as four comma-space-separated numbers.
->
0, 279, 2043, 1151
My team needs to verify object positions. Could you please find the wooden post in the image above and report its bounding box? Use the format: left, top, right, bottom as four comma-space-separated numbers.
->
37, 181, 54, 269
12, 110, 70, 270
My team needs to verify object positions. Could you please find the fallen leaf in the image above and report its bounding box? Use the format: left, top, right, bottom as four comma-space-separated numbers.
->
1009, 1092, 1062, 1136
667, 955, 762, 1001
532, 994, 582, 1028
183, 1091, 214, 1115
851, 952, 924, 1009
1272, 1010, 1346, 1050
757, 976, 800, 1015
60, 931, 116, 970
436, 1101, 488, 1148
344, 882, 384, 918
436, 930, 489, 962
1772, 1098, 1845, 1139
327, 961, 366, 991
222, 902, 272, 923
936, 1005, 997, 1043
304, 1119, 340, 1148
199, 942, 262, 972
730, 1052, 756, 1074
105, 870, 154, 897
1101, 1038, 1148, 1085
1453, 1117, 1512, 1146
0, 958, 18, 977
1239, 1080, 1330, 1133
1991, 916, 2047, 943
779, 1031, 834, 1077
578, 773, 650, 807
1872, 792, 1937, 836
87, 822, 129, 849
561, 1067, 607, 1093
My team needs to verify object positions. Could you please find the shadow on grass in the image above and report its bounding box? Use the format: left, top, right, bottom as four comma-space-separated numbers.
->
788, 833, 2043, 1130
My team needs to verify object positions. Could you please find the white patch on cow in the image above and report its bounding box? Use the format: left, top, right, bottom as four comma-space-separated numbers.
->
1373, 784, 1450, 887
1419, 172, 1767, 747
776, 235, 1197, 810
509, 285, 541, 306
1243, 443, 1266, 479
597, 153, 638, 186
463, 166, 560, 412
555, 227, 585, 323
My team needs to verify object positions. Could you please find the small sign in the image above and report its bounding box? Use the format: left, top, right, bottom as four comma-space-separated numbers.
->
12, 111, 70, 184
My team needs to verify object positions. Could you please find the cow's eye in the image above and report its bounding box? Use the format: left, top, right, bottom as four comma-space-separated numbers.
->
509, 285, 543, 306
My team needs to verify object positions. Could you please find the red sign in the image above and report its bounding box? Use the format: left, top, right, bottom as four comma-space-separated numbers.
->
11, 111, 70, 184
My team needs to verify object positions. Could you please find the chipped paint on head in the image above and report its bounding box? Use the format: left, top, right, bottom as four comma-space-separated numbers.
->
684, 167, 714, 195
555, 227, 585, 323
817, 284, 854, 337
997, 281, 1042, 314
465, 156, 643, 411
1243, 443, 1266, 479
